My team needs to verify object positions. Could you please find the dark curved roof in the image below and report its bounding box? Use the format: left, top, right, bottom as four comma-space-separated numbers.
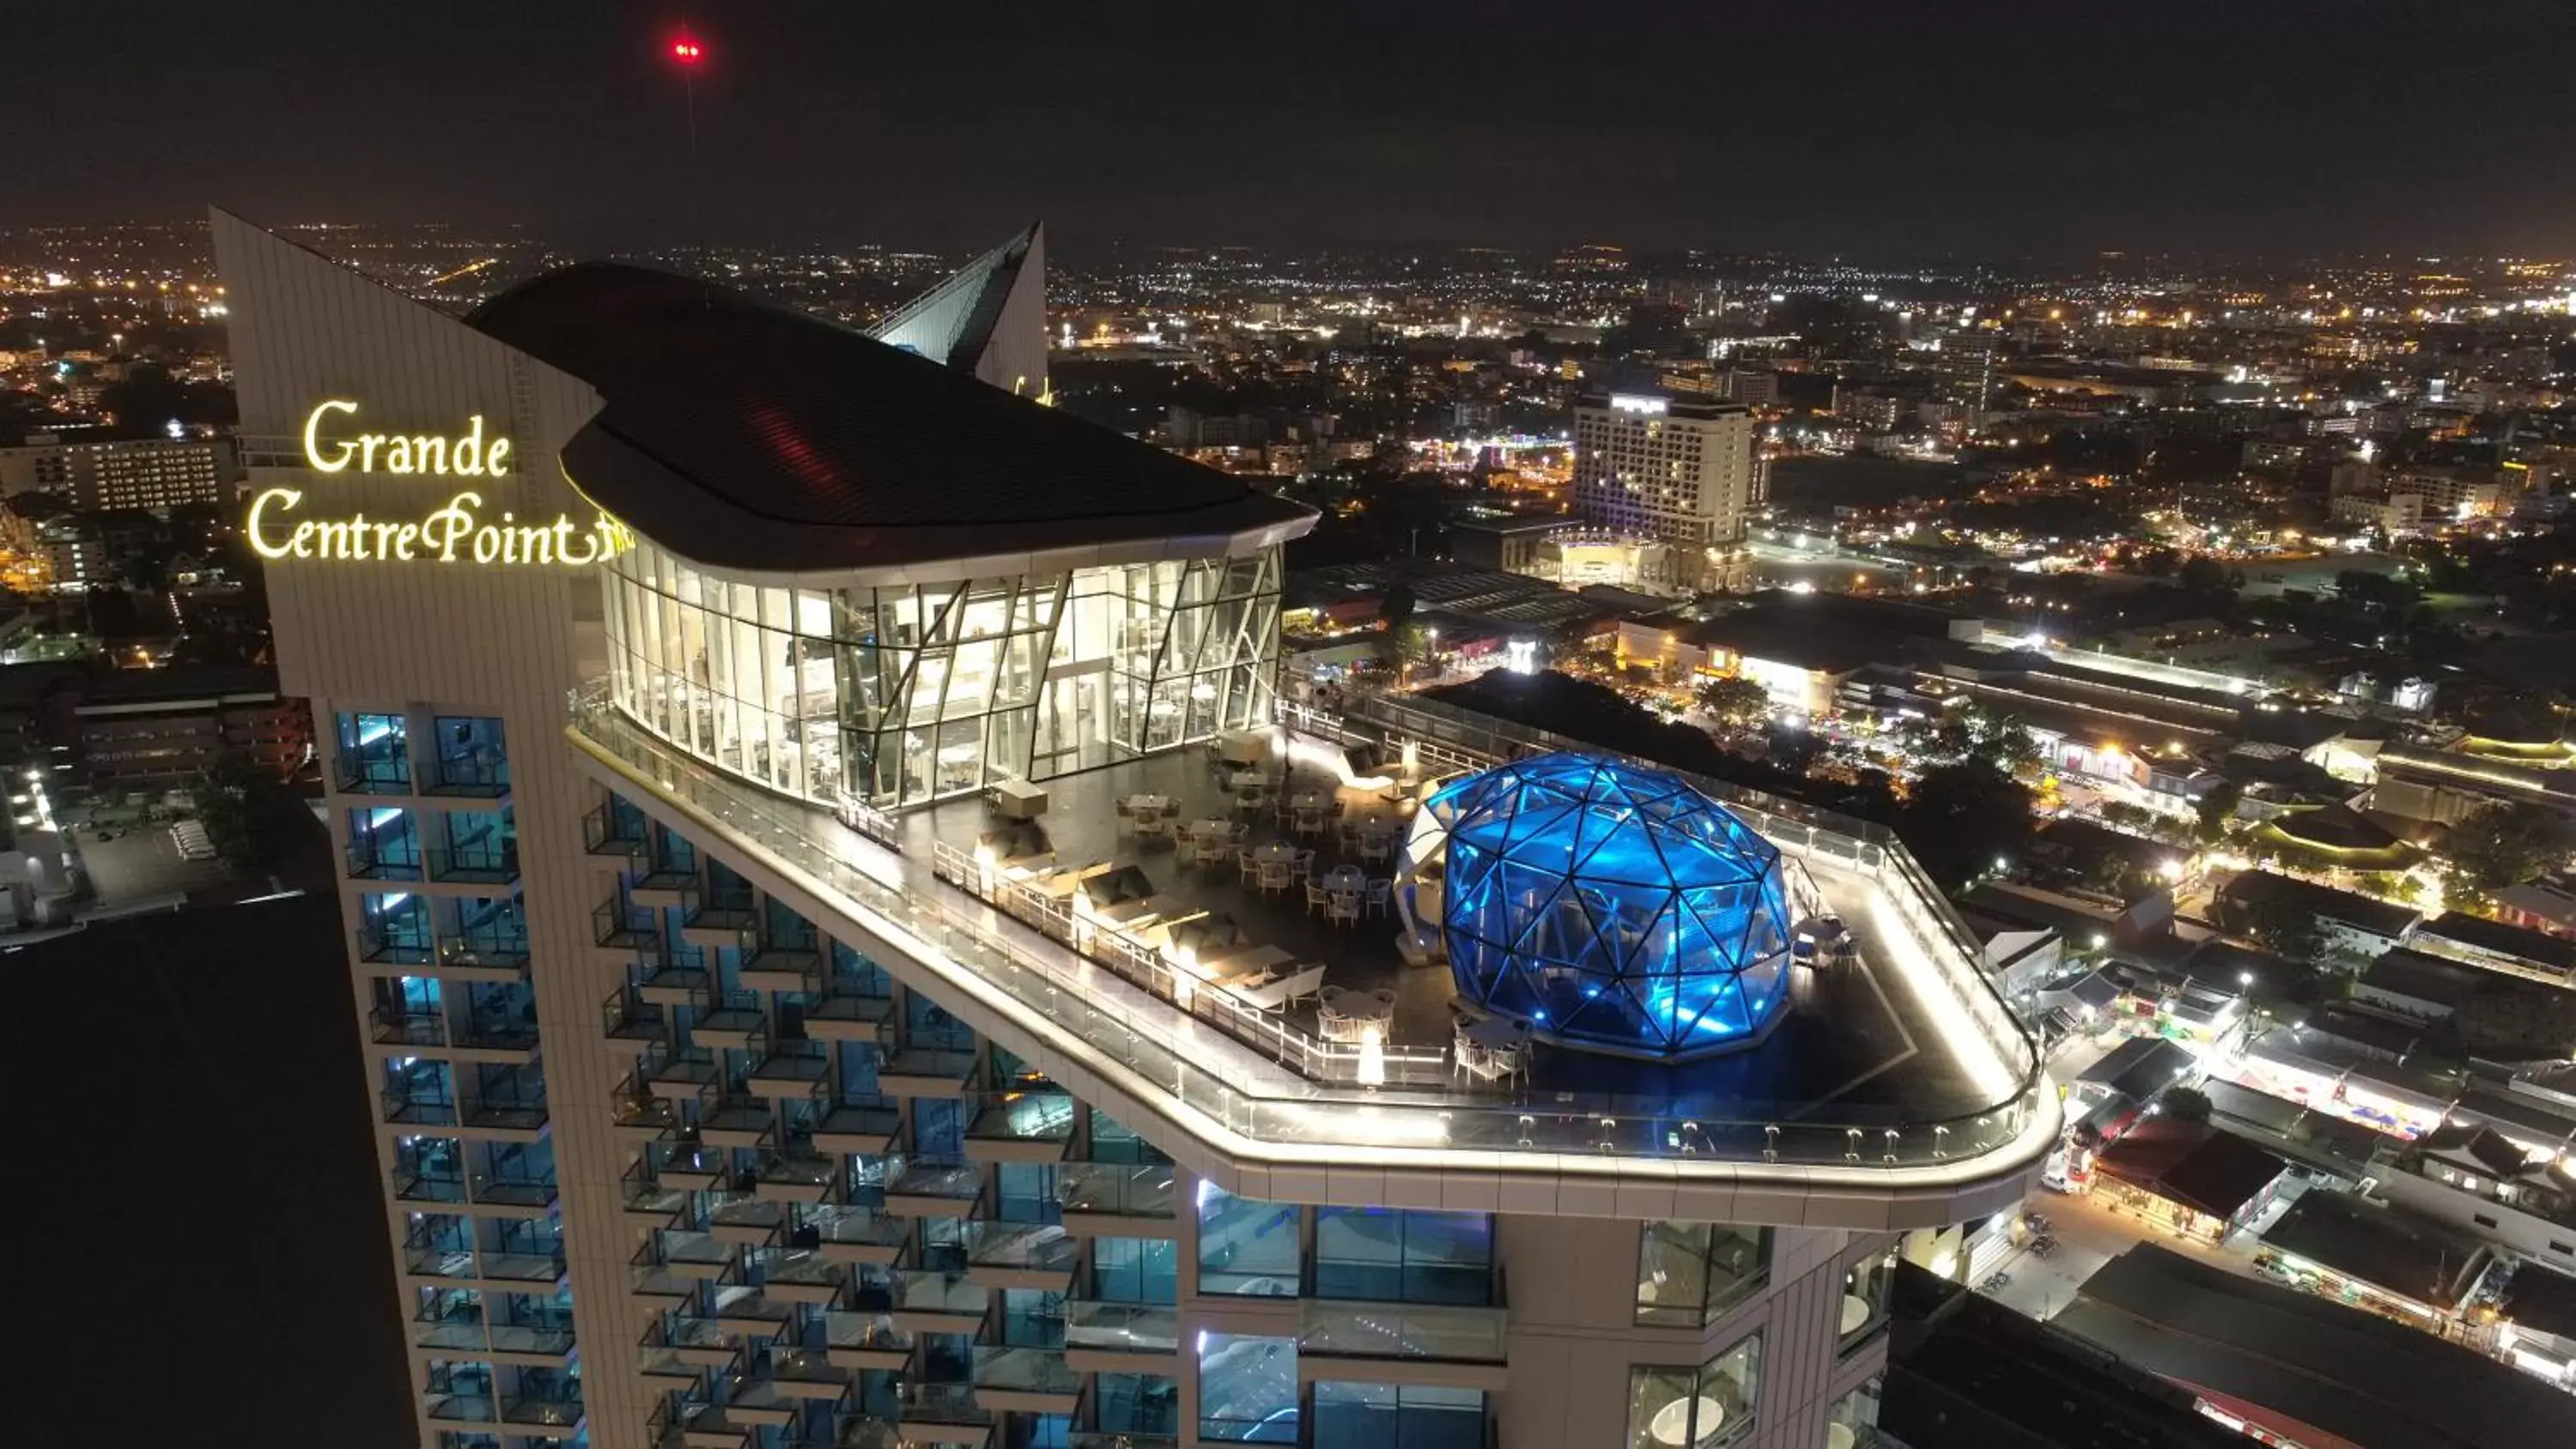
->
466, 263, 1309, 573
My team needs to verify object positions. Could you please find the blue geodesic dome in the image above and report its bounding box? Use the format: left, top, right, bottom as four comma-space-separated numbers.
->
1423, 753, 1794, 1058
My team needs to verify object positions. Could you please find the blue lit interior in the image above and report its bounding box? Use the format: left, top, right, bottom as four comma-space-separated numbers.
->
1426, 754, 1792, 1058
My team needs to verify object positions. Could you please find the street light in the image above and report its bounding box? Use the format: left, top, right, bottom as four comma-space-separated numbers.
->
2239, 970, 2255, 989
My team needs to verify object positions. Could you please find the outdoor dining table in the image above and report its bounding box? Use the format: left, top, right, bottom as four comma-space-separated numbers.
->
1201, 943, 1291, 987
1287, 791, 1331, 812
1124, 793, 1174, 815
1318, 864, 1366, 895
1249, 841, 1300, 868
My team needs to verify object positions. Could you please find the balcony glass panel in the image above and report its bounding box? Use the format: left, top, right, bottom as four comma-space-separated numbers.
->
1198, 1332, 1297, 1444
1059, 1163, 1175, 1221
1637, 1222, 1771, 1328
433, 807, 519, 883
337, 711, 410, 793
1065, 1300, 1178, 1355
965, 1222, 1078, 1276
1626, 1332, 1759, 1449
348, 804, 422, 879
1197, 1185, 1298, 1297
1092, 1237, 1178, 1305
1312, 1207, 1492, 1306
428, 714, 510, 796
1297, 1301, 1508, 1364
1312, 1383, 1486, 1449
973, 1345, 1080, 1396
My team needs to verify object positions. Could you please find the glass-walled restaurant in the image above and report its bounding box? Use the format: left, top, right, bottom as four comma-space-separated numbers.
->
600, 538, 1285, 812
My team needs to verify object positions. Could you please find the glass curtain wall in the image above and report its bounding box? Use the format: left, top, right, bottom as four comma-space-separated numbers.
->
602, 540, 1283, 812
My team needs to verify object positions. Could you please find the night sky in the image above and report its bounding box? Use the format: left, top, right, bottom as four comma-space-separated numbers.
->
9, 0, 2575, 257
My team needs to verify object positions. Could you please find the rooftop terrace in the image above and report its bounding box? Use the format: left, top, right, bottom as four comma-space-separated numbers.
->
568, 688, 2052, 1221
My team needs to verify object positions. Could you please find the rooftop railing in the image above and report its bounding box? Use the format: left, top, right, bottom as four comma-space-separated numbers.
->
569, 686, 2048, 1182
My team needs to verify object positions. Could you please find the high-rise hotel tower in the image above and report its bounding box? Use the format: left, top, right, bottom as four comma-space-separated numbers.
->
215, 211, 2050, 1449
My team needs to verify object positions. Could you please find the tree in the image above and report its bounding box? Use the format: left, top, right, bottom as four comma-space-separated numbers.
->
1907, 703, 2038, 775
2445, 802, 2574, 892
2193, 778, 2243, 844
1376, 579, 1417, 634
1901, 761, 2036, 887
1373, 621, 1431, 676
189, 753, 293, 869
1694, 676, 1772, 729
2176, 555, 2232, 597
2446, 981, 2576, 1060
2158, 1085, 2214, 1124
1762, 720, 1824, 774
2240, 896, 2324, 964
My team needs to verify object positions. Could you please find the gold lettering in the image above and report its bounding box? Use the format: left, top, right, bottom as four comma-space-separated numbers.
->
486, 438, 512, 476
289, 521, 318, 558
412, 437, 447, 475
391, 523, 420, 560
455, 415, 487, 476
423, 494, 479, 561
314, 519, 356, 558
385, 436, 413, 474
517, 524, 555, 564
301, 401, 358, 471
359, 434, 386, 472
368, 521, 399, 558
246, 488, 304, 557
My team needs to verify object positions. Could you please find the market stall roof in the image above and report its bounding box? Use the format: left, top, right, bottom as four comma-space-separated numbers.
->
2093, 1118, 2287, 1221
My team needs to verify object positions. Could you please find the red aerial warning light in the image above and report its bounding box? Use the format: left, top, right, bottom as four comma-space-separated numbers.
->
670, 36, 705, 65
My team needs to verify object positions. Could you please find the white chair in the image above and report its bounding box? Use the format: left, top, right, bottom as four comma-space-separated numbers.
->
1363, 879, 1392, 917
1292, 850, 1316, 882
1279, 965, 1326, 1008
1327, 896, 1359, 927
1305, 882, 1330, 917
1258, 861, 1292, 894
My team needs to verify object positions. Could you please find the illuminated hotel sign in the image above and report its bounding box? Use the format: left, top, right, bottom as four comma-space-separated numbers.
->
249, 400, 632, 567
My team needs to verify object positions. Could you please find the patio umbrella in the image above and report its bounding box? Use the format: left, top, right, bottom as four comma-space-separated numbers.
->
1078, 864, 1157, 909
979, 822, 1053, 860
1167, 913, 1246, 957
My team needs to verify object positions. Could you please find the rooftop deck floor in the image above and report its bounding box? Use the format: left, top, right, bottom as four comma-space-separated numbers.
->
902, 745, 1991, 1124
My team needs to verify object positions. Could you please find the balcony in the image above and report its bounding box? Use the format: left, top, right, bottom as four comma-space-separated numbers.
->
893, 1383, 993, 1445
623, 1160, 688, 1222
584, 800, 650, 859
659, 1228, 743, 1279
699, 1089, 778, 1149
707, 1191, 788, 1245
1297, 1300, 1512, 1386
755, 1145, 838, 1202
422, 1390, 496, 1426
680, 893, 760, 949
481, 1250, 568, 1289
1055, 1162, 1178, 1239
804, 986, 896, 1043
877, 1048, 978, 1097
450, 1010, 539, 1062
611, 1072, 681, 1137
962, 1222, 1078, 1291
712, 1283, 797, 1338
1063, 1300, 1181, 1367
594, 895, 660, 960
694, 994, 768, 1050
764, 1343, 855, 1399
392, 1165, 466, 1207
629, 1240, 703, 1303
720, 1378, 799, 1428
410, 1308, 486, 1354
488, 1318, 578, 1364
636, 955, 713, 1008
649, 1397, 750, 1449
603, 988, 671, 1053
644, 1315, 744, 1369
501, 1390, 583, 1431
811, 1205, 910, 1264
812, 1103, 902, 1155
644, 1047, 723, 1100
370, 1006, 447, 1050
469, 1173, 558, 1216
456, 1090, 549, 1141
755, 1246, 847, 1303
428, 842, 520, 888
963, 1092, 1076, 1163
883, 1162, 983, 1218
653, 1137, 732, 1189
882, 1269, 990, 1334
741, 942, 823, 994
971, 1345, 1082, 1415
747, 1040, 831, 1099
822, 1310, 915, 1372
630, 864, 698, 910
380, 1086, 457, 1131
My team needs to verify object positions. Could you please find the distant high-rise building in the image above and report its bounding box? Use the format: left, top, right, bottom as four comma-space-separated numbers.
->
1572, 390, 1761, 588
1936, 329, 1999, 411
0, 433, 236, 511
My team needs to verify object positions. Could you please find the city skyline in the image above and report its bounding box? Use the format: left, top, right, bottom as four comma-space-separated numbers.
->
9, 2, 2574, 256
